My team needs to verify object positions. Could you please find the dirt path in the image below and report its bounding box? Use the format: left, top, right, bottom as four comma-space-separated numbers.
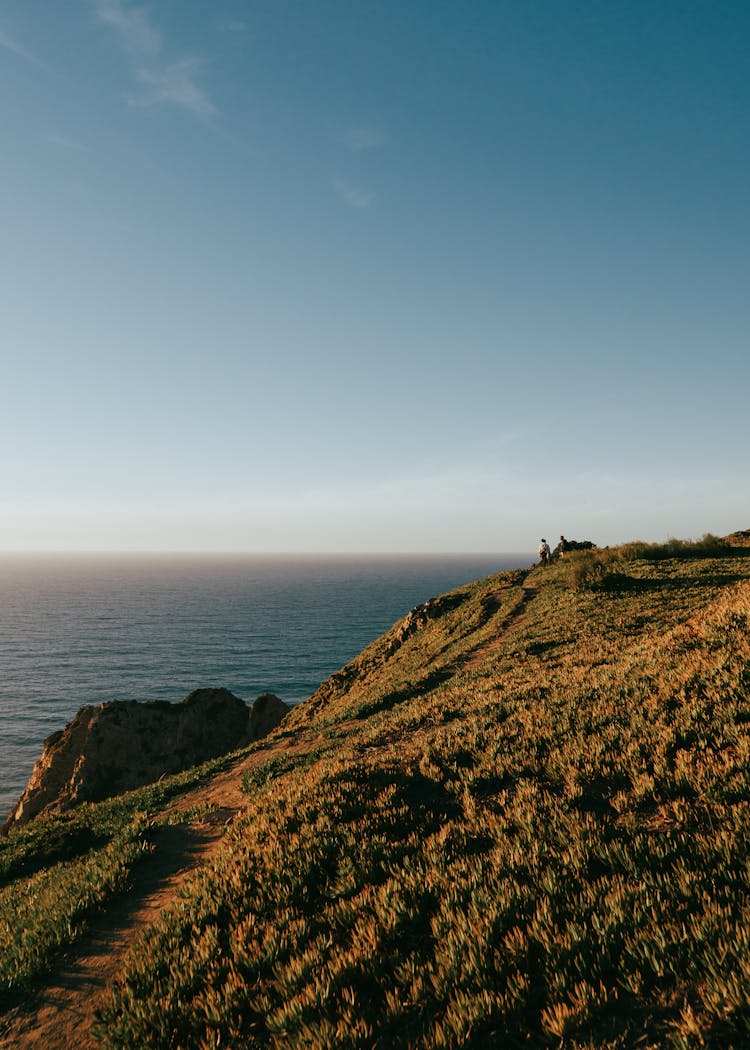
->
0, 580, 540, 1049
460, 581, 539, 670
0, 728, 323, 1050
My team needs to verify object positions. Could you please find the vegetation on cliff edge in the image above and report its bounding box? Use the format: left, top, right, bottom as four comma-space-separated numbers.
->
2, 535, 750, 1048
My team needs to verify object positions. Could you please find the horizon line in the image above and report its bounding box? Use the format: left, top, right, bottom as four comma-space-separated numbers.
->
0, 548, 534, 557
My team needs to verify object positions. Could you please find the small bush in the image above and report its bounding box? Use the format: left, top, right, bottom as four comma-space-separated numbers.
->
564, 549, 627, 592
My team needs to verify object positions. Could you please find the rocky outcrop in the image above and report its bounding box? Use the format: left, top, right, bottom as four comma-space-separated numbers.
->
246, 692, 289, 742
383, 593, 467, 658
5, 688, 289, 829
305, 593, 471, 717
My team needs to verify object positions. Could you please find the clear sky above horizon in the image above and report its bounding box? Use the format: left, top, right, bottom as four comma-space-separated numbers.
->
1, 1, 748, 552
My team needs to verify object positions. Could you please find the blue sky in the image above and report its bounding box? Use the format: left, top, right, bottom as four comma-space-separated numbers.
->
1, 1, 748, 551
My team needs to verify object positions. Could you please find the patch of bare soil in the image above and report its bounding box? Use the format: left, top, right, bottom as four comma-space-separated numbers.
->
0, 727, 323, 1050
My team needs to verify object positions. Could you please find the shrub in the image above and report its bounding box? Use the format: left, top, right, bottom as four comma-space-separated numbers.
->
563, 548, 629, 592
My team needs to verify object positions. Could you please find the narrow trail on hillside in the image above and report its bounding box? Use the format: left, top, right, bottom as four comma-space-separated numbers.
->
460, 577, 539, 671
0, 728, 324, 1050
355, 576, 541, 736
0, 575, 542, 1050
1, 817, 228, 1050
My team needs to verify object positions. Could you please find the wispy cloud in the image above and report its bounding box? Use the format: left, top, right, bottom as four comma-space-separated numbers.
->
133, 59, 216, 117
0, 25, 47, 70
335, 179, 375, 209
95, 0, 215, 118
219, 21, 246, 34
95, 0, 160, 59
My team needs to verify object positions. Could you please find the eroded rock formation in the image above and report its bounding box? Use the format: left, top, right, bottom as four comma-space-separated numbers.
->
5, 688, 289, 829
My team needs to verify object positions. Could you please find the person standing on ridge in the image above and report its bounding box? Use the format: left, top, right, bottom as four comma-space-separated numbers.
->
538, 539, 551, 566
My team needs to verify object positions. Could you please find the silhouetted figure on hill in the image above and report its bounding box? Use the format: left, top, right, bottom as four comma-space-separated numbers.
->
558, 535, 569, 557
538, 539, 551, 566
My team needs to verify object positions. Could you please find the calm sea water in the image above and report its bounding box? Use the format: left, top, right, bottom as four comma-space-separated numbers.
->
0, 553, 529, 820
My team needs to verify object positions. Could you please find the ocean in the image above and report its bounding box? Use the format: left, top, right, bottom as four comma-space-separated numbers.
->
0, 552, 530, 821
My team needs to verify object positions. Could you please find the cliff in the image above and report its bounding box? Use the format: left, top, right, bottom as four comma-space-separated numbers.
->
2, 532, 750, 1049
4, 688, 289, 829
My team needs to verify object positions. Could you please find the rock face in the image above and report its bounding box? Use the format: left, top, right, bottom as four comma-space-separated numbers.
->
5, 688, 289, 829
247, 692, 289, 742
383, 593, 467, 659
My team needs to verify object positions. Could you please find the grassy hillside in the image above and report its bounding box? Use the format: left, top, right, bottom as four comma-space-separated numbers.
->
2, 537, 750, 1048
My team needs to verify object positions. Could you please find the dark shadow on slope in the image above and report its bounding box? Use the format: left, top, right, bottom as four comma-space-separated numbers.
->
523, 639, 562, 656
593, 572, 748, 595
332, 766, 462, 833
353, 667, 456, 719
0, 824, 110, 887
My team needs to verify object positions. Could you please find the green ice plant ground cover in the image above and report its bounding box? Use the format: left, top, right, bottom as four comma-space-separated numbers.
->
0, 746, 256, 1002
89, 545, 750, 1048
